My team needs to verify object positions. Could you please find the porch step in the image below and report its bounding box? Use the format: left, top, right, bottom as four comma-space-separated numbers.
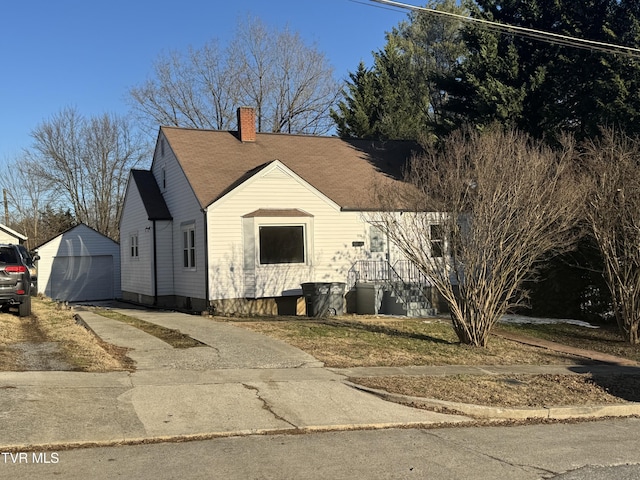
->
406, 307, 438, 318
383, 283, 437, 318
350, 260, 437, 318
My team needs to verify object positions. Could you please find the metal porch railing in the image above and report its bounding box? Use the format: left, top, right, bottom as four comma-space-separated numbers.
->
347, 259, 435, 316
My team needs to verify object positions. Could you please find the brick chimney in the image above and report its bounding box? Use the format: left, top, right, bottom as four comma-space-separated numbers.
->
237, 107, 256, 142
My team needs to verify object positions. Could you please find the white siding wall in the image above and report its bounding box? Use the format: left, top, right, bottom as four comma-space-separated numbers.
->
0, 232, 15, 244
154, 220, 174, 296
0, 231, 23, 244
362, 212, 418, 265
38, 224, 121, 301
206, 162, 372, 300
152, 136, 206, 301
120, 181, 154, 297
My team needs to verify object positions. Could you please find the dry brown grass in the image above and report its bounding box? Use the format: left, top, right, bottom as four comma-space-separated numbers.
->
352, 374, 640, 407
93, 308, 204, 349
496, 322, 640, 363
230, 316, 585, 368
228, 315, 640, 408
0, 309, 27, 343
0, 297, 132, 372
3, 301, 639, 409
0, 312, 23, 369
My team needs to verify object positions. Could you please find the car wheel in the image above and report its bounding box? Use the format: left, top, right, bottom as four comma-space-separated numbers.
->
18, 297, 31, 317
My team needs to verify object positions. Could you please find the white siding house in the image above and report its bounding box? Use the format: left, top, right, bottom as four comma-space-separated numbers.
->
120, 107, 436, 315
206, 160, 372, 302
36, 224, 121, 302
120, 169, 173, 307
0, 224, 27, 245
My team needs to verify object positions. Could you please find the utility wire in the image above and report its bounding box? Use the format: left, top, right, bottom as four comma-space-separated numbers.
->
368, 0, 640, 58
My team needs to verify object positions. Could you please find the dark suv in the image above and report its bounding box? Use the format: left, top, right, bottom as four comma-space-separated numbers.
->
16, 244, 38, 294
0, 244, 32, 317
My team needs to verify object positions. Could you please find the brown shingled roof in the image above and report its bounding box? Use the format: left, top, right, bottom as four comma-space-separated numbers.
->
131, 170, 172, 221
160, 127, 420, 210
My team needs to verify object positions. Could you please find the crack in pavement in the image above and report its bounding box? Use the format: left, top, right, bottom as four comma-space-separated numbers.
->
420, 430, 557, 477
242, 383, 298, 429
206, 344, 221, 356
294, 360, 324, 368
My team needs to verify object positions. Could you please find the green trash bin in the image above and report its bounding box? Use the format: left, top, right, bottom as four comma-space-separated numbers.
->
301, 282, 345, 317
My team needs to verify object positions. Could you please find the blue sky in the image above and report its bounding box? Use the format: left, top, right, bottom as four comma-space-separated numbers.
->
0, 0, 409, 162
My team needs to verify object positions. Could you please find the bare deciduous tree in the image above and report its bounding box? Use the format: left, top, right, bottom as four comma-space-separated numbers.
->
0, 154, 57, 248
26, 107, 148, 240
130, 42, 240, 132
129, 16, 339, 135
372, 127, 583, 347
583, 129, 640, 344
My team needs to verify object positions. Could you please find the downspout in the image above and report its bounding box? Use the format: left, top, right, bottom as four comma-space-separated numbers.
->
152, 220, 158, 306
203, 209, 209, 313
386, 227, 392, 266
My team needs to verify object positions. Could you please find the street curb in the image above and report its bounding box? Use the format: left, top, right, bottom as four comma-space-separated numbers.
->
0, 421, 473, 453
344, 381, 640, 420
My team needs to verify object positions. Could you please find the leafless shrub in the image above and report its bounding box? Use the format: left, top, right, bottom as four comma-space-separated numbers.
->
372, 126, 584, 347
582, 128, 640, 344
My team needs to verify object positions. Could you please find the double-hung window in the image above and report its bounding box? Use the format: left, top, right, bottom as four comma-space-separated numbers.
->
430, 224, 444, 258
130, 234, 139, 258
182, 224, 196, 269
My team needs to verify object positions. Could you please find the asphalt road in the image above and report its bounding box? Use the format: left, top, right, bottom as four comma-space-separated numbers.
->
4, 418, 640, 480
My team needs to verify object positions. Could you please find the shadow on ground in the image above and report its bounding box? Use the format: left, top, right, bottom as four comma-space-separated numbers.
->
570, 365, 640, 402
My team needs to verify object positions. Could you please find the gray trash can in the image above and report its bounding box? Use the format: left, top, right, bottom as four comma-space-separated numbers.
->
301, 282, 346, 317
328, 282, 346, 315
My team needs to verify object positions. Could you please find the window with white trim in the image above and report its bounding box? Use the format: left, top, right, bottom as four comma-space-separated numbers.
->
259, 225, 305, 264
130, 234, 139, 258
182, 224, 196, 268
430, 224, 444, 258
370, 225, 386, 253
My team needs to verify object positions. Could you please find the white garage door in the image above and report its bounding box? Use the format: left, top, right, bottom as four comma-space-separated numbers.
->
50, 255, 114, 302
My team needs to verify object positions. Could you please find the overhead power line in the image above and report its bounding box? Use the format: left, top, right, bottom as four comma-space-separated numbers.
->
368, 0, 640, 58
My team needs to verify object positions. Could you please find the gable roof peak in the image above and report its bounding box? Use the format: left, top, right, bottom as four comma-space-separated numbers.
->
159, 126, 420, 210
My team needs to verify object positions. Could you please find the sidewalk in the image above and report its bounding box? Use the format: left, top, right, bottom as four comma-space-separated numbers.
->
1, 306, 639, 450
0, 308, 468, 450
332, 328, 640, 420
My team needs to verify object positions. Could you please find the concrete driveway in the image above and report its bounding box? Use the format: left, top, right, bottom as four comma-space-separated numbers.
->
0, 305, 470, 449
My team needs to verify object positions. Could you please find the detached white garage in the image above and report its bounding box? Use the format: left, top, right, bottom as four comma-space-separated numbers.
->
36, 224, 121, 302
0, 223, 27, 245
